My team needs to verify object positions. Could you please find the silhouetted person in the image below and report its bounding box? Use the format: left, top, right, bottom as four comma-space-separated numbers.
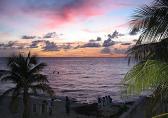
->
57, 71, 59, 74
98, 97, 101, 104
49, 99, 54, 116
98, 97, 102, 108
108, 96, 112, 104
65, 96, 70, 115
105, 96, 108, 105
102, 97, 105, 106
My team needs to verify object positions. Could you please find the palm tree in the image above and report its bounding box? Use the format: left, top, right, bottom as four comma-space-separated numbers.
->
123, 0, 168, 115
0, 52, 54, 118
130, 0, 168, 44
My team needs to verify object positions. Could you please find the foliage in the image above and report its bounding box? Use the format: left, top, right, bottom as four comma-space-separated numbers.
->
152, 113, 168, 118
124, 0, 168, 96
0, 52, 54, 118
130, 0, 168, 44
124, 60, 168, 95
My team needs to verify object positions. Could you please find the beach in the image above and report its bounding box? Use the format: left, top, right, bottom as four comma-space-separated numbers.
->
0, 93, 134, 118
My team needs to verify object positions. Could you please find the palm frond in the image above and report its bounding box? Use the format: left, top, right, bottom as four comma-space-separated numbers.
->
29, 55, 38, 65
30, 83, 54, 96
130, 0, 168, 44
26, 52, 38, 66
128, 38, 168, 63
28, 74, 48, 84
123, 60, 168, 95
0, 88, 16, 102
28, 63, 47, 74
0, 72, 22, 83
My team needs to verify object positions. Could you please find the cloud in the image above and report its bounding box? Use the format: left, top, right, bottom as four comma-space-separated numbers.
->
121, 43, 131, 45
21, 32, 63, 40
0, 0, 145, 42
101, 47, 112, 54
101, 42, 132, 54
113, 48, 127, 54
42, 41, 59, 51
129, 28, 139, 35
103, 38, 115, 47
103, 30, 125, 47
29, 40, 74, 51
0, 43, 5, 49
43, 32, 56, 38
22, 35, 36, 39
21, 0, 107, 29
29, 40, 59, 51
80, 39, 101, 48
107, 30, 124, 39
96, 37, 101, 41
5, 41, 15, 47
74, 45, 81, 49
62, 44, 72, 50
0, 41, 28, 49
29, 40, 41, 48
133, 39, 138, 42
0, 0, 137, 30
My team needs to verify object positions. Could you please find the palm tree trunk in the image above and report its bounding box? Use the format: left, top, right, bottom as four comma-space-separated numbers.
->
22, 89, 29, 118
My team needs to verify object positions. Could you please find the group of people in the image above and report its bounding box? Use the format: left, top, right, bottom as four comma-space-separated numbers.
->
98, 96, 113, 107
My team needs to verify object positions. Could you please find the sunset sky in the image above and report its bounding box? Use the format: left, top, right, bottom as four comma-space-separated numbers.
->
0, 0, 151, 57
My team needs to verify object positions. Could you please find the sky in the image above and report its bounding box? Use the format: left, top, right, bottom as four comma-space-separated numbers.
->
0, 0, 151, 57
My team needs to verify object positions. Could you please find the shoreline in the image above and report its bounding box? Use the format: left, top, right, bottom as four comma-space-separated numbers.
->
0, 93, 135, 118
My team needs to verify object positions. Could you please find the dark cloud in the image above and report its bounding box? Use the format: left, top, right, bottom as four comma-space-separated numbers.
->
29, 40, 74, 51
42, 41, 59, 51
107, 30, 124, 39
0, 41, 28, 49
96, 37, 101, 41
101, 47, 127, 54
129, 28, 139, 35
121, 43, 131, 45
101, 47, 112, 54
0, 43, 5, 49
22, 35, 36, 39
62, 44, 72, 50
133, 39, 138, 42
43, 32, 56, 38
22, 32, 63, 40
74, 45, 81, 49
103, 38, 115, 47
81, 40, 101, 48
29, 40, 41, 48
103, 30, 125, 47
29, 40, 60, 51
6, 41, 16, 47
108, 31, 118, 39
113, 48, 126, 54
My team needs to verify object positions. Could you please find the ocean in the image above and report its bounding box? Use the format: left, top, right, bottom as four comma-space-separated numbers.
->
0, 57, 133, 103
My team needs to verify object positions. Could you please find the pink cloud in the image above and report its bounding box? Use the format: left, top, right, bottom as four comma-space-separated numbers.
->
38, 0, 107, 29
38, 0, 140, 30
0, 0, 142, 31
